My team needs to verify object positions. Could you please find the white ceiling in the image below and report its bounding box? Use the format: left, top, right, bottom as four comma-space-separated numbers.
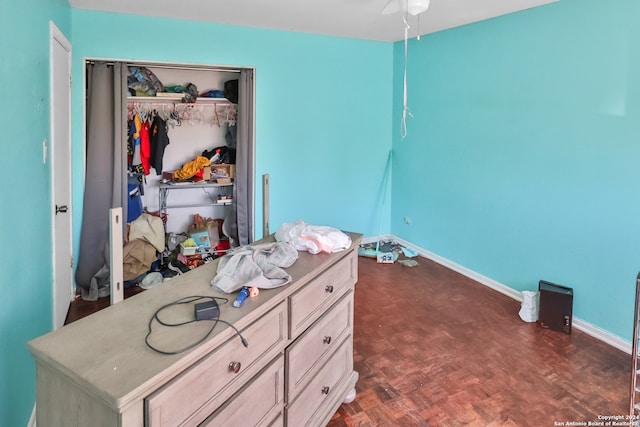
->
68, 0, 559, 42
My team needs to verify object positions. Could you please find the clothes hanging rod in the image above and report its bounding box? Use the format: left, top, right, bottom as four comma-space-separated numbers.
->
127, 97, 236, 105
127, 101, 236, 108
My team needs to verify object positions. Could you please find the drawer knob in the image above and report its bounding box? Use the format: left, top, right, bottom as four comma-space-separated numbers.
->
325, 285, 334, 293
321, 386, 330, 395
228, 361, 241, 374
323, 336, 332, 345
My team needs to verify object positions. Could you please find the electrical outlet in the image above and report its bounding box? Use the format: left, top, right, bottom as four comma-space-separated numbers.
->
404, 217, 412, 225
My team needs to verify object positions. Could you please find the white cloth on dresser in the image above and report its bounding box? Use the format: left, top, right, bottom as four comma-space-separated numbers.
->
275, 219, 351, 254
212, 242, 298, 293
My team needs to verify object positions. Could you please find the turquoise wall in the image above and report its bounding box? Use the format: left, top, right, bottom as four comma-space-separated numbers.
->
0, 0, 71, 425
70, 10, 394, 250
0, 7, 391, 425
6, 1, 636, 424
391, 0, 640, 341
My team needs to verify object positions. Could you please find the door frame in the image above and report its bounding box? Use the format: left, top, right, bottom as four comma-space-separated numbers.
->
50, 21, 73, 329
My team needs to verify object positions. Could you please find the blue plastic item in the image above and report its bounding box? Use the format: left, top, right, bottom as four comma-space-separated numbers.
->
233, 288, 250, 308
401, 246, 419, 258
127, 183, 143, 223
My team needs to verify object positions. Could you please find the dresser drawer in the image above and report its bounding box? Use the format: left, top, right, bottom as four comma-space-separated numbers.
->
289, 251, 356, 338
199, 355, 284, 427
285, 337, 353, 427
145, 301, 287, 427
286, 291, 353, 400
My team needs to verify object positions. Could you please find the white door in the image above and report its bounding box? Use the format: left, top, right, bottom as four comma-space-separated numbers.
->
50, 22, 73, 330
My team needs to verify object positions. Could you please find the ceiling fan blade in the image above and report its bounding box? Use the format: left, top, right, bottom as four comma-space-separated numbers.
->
381, 0, 430, 16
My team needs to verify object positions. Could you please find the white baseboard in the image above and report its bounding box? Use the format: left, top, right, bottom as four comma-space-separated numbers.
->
393, 236, 524, 302
365, 235, 632, 355
572, 318, 631, 354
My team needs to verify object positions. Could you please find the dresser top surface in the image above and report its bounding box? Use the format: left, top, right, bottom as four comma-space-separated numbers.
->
29, 232, 362, 408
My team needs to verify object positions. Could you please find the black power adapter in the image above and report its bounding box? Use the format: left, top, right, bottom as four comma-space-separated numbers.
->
194, 300, 220, 321
145, 296, 249, 355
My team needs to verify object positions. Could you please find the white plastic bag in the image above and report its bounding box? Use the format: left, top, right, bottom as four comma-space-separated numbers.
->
275, 219, 351, 254
518, 291, 539, 322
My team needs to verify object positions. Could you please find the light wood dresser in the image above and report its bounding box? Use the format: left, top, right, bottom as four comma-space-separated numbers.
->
29, 233, 362, 427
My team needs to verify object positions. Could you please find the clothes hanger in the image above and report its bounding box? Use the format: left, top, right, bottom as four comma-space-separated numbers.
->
192, 105, 204, 126
169, 104, 181, 127
225, 105, 237, 126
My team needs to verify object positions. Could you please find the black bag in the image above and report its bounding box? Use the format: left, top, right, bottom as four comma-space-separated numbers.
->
224, 79, 238, 103
201, 146, 236, 164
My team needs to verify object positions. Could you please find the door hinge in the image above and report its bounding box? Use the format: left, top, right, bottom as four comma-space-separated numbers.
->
69, 74, 72, 88
70, 256, 74, 269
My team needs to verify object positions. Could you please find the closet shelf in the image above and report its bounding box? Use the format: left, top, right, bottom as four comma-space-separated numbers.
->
159, 182, 234, 217
161, 202, 232, 209
128, 95, 234, 104
159, 182, 233, 189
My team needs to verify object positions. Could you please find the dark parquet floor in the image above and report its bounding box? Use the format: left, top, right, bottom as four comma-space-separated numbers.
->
327, 257, 629, 427
66, 255, 630, 427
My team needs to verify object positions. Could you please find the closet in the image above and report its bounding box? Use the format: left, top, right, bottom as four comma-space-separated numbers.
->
75, 60, 255, 299
126, 65, 239, 232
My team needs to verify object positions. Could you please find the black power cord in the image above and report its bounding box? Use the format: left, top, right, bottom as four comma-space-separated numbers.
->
145, 295, 248, 355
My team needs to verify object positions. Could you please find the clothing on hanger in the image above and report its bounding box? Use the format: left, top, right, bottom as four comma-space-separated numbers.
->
149, 115, 170, 175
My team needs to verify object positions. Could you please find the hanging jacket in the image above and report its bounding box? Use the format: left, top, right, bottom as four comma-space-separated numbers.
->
131, 114, 142, 167
140, 120, 151, 175
149, 115, 170, 175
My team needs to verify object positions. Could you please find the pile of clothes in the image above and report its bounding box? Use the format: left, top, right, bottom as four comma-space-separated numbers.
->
127, 66, 164, 96
127, 66, 236, 104
210, 220, 353, 295
123, 213, 165, 286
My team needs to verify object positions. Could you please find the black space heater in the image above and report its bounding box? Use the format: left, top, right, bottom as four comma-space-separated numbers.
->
538, 280, 573, 334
